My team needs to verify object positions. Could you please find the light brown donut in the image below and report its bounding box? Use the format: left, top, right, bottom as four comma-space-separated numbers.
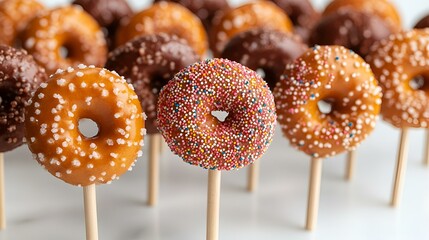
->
21, 6, 107, 75
366, 29, 429, 128
25, 66, 145, 186
116, 2, 207, 57
210, 1, 294, 57
274, 46, 382, 158
0, 0, 45, 46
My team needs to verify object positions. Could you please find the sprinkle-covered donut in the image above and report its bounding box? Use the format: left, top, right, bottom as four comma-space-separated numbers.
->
310, 9, 395, 58
366, 30, 429, 128
105, 33, 199, 134
0, 0, 45, 46
21, 6, 108, 75
116, 2, 207, 57
268, 0, 320, 43
0, 45, 47, 152
72, 0, 133, 49
323, 0, 401, 28
157, 59, 276, 170
25, 66, 145, 186
274, 46, 382, 158
221, 28, 307, 90
153, 0, 230, 32
210, 1, 294, 57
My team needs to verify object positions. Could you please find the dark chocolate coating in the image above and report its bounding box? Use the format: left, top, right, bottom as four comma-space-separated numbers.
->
221, 28, 307, 90
415, 15, 429, 29
269, 0, 320, 43
153, 0, 230, 32
73, 0, 133, 49
0, 45, 47, 152
309, 9, 394, 58
105, 33, 199, 134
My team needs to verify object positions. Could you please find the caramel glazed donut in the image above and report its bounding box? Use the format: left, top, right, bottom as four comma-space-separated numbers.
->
25, 65, 145, 186
0, 45, 47, 152
21, 6, 107, 75
0, 0, 45, 46
210, 1, 293, 57
274, 46, 382, 158
366, 29, 429, 128
105, 33, 200, 134
221, 28, 307, 90
157, 58, 276, 170
116, 1, 208, 57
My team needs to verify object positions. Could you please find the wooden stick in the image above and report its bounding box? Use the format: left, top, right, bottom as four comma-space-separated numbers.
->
0, 153, 5, 230
159, 135, 165, 154
148, 134, 161, 206
207, 170, 221, 240
345, 150, 356, 181
306, 157, 323, 231
247, 161, 259, 192
424, 130, 429, 166
391, 128, 410, 207
83, 184, 98, 240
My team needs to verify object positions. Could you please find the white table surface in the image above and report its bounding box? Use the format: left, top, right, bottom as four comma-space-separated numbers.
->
2, 0, 429, 239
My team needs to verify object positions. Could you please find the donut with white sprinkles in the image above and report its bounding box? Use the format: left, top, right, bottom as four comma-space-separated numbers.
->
0, 45, 47, 152
21, 6, 107, 75
366, 29, 429, 128
274, 45, 382, 158
157, 58, 276, 170
25, 65, 145, 186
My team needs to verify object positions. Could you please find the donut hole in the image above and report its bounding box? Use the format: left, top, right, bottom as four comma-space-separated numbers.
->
59, 42, 75, 59
150, 73, 170, 94
317, 99, 334, 115
211, 110, 229, 122
78, 118, 99, 138
409, 75, 427, 90
256, 67, 277, 89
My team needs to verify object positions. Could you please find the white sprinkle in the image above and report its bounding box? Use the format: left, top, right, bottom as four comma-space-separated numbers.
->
57, 78, 66, 86
72, 159, 81, 167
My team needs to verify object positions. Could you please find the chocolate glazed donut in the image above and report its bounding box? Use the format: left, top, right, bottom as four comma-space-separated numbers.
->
221, 28, 307, 90
73, 0, 133, 49
269, 0, 320, 43
153, 0, 230, 32
105, 33, 199, 134
309, 9, 394, 58
0, 45, 47, 152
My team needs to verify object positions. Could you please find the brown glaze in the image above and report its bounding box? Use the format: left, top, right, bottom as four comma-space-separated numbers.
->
116, 2, 207, 57
25, 66, 145, 186
0, 45, 47, 152
105, 33, 199, 134
415, 15, 429, 29
269, 0, 320, 43
153, 0, 230, 32
210, 1, 294, 57
274, 46, 382, 158
323, 0, 401, 28
221, 28, 307, 90
367, 30, 429, 129
21, 6, 108, 75
310, 9, 395, 58
0, 0, 45, 46
73, 0, 133, 49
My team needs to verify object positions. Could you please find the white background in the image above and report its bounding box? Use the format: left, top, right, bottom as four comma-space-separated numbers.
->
2, 0, 429, 239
